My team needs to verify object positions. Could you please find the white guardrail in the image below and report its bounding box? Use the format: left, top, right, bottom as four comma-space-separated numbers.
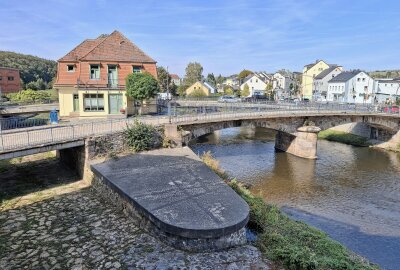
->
0, 105, 398, 152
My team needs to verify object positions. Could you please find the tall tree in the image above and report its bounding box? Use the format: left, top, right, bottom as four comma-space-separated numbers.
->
238, 69, 252, 80
156, 66, 171, 93
216, 74, 225, 85
126, 72, 160, 114
242, 83, 250, 97
205, 73, 217, 88
184, 62, 203, 86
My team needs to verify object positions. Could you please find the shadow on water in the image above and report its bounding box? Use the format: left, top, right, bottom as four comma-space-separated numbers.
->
190, 126, 400, 270
283, 207, 400, 270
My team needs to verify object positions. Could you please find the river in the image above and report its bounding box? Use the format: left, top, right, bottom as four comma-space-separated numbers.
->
190, 127, 400, 270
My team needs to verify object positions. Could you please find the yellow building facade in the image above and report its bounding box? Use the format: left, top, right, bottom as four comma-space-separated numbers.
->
302, 60, 330, 99
186, 81, 212, 96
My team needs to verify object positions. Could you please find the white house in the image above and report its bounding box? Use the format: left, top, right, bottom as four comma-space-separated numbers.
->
373, 79, 400, 103
327, 71, 374, 103
170, 74, 181, 86
272, 71, 295, 99
312, 66, 343, 100
240, 73, 268, 97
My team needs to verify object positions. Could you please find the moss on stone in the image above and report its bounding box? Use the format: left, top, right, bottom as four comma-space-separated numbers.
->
318, 130, 371, 147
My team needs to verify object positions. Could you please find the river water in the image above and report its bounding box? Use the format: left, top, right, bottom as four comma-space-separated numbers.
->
190, 127, 400, 270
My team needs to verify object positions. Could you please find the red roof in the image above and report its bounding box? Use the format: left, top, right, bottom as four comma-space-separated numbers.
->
58, 30, 156, 63
170, 74, 180, 79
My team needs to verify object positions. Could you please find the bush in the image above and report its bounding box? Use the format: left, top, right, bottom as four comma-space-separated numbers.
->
6, 89, 58, 103
124, 120, 162, 152
318, 130, 371, 147
188, 88, 207, 97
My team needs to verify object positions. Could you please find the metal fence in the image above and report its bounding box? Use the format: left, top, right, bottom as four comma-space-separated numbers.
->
0, 104, 399, 153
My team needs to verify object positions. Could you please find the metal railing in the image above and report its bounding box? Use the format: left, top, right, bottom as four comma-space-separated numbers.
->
76, 78, 126, 90
0, 104, 399, 153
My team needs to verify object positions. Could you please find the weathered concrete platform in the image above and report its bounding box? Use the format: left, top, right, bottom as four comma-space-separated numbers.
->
90, 147, 249, 251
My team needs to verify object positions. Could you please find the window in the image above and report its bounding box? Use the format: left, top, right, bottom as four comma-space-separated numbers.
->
67, 65, 75, 72
83, 94, 104, 111
133, 66, 142, 73
0, 76, 2, 81
362, 78, 365, 82
8, 76, 14, 81
90, 65, 100, 80
357, 78, 360, 82
256, 79, 258, 83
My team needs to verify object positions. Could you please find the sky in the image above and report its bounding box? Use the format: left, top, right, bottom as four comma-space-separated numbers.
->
1, 0, 399, 76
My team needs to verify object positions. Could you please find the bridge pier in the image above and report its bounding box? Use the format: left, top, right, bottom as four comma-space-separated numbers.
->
275, 126, 321, 159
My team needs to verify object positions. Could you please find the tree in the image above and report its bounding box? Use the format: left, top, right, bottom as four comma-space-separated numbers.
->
125, 72, 160, 114
184, 62, 203, 86
238, 69, 252, 80
224, 87, 234, 96
177, 85, 186, 96
156, 66, 171, 93
265, 83, 274, 99
216, 74, 225, 85
0, 51, 56, 88
242, 83, 250, 97
205, 73, 217, 88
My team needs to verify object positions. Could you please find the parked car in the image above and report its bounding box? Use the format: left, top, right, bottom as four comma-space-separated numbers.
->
218, 95, 241, 103
383, 105, 399, 113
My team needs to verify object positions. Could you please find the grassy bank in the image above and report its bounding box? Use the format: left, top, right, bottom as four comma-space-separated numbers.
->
201, 151, 378, 270
318, 130, 371, 147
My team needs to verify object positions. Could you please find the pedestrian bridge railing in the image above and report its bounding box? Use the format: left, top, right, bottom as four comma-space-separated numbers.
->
0, 105, 398, 153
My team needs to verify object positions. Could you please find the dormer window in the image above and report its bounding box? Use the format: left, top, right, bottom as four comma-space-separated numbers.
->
133, 66, 142, 73
90, 64, 100, 80
67, 65, 75, 72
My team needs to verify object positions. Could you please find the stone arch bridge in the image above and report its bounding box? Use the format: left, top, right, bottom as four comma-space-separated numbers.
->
165, 112, 400, 159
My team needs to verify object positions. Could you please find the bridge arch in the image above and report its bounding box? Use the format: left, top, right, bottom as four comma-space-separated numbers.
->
173, 114, 400, 158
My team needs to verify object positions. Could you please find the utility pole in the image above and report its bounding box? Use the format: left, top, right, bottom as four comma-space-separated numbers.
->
166, 67, 172, 123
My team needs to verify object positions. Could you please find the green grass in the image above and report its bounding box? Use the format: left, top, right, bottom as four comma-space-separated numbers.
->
318, 130, 371, 147
201, 152, 379, 270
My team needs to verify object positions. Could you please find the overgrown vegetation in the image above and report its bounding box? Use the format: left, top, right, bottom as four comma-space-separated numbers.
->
5, 89, 58, 103
0, 51, 57, 89
124, 120, 162, 152
318, 130, 371, 147
188, 88, 207, 97
201, 151, 378, 270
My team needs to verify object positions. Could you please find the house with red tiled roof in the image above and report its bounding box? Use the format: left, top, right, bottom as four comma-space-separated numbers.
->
169, 74, 181, 86
54, 30, 157, 117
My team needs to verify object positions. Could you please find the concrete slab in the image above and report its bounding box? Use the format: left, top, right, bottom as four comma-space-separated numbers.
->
90, 147, 249, 239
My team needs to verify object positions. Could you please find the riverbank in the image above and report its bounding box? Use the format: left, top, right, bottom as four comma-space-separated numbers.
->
0, 152, 270, 269
318, 129, 371, 146
202, 151, 379, 270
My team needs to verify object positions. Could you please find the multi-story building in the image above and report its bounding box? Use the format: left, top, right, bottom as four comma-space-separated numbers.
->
312, 66, 343, 100
373, 79, 400, 103
0, 67, 21, 94
302, 60, 333, 99
54, 30, 157, 117
170, 74, 181, 86
327, 71, 374, 103
272, 71, 295, 99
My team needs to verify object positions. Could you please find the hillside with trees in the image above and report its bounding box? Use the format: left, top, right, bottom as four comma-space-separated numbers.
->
368, 70, 400, 79
0, 51, 57, 90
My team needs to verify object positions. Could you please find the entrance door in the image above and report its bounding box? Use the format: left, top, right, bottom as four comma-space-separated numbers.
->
109, 94, 123, 114
108, 65, 118, 88
73, 94, 79, 112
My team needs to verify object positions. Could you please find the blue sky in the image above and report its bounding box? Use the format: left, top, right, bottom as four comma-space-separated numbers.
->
1, 0, 399, 76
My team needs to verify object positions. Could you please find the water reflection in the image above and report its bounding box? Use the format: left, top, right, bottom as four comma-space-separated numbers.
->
190, 127, 400, 270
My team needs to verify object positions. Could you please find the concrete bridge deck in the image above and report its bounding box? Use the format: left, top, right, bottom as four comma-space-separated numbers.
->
91, 147, 249, 251
0, 108, 399, 160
